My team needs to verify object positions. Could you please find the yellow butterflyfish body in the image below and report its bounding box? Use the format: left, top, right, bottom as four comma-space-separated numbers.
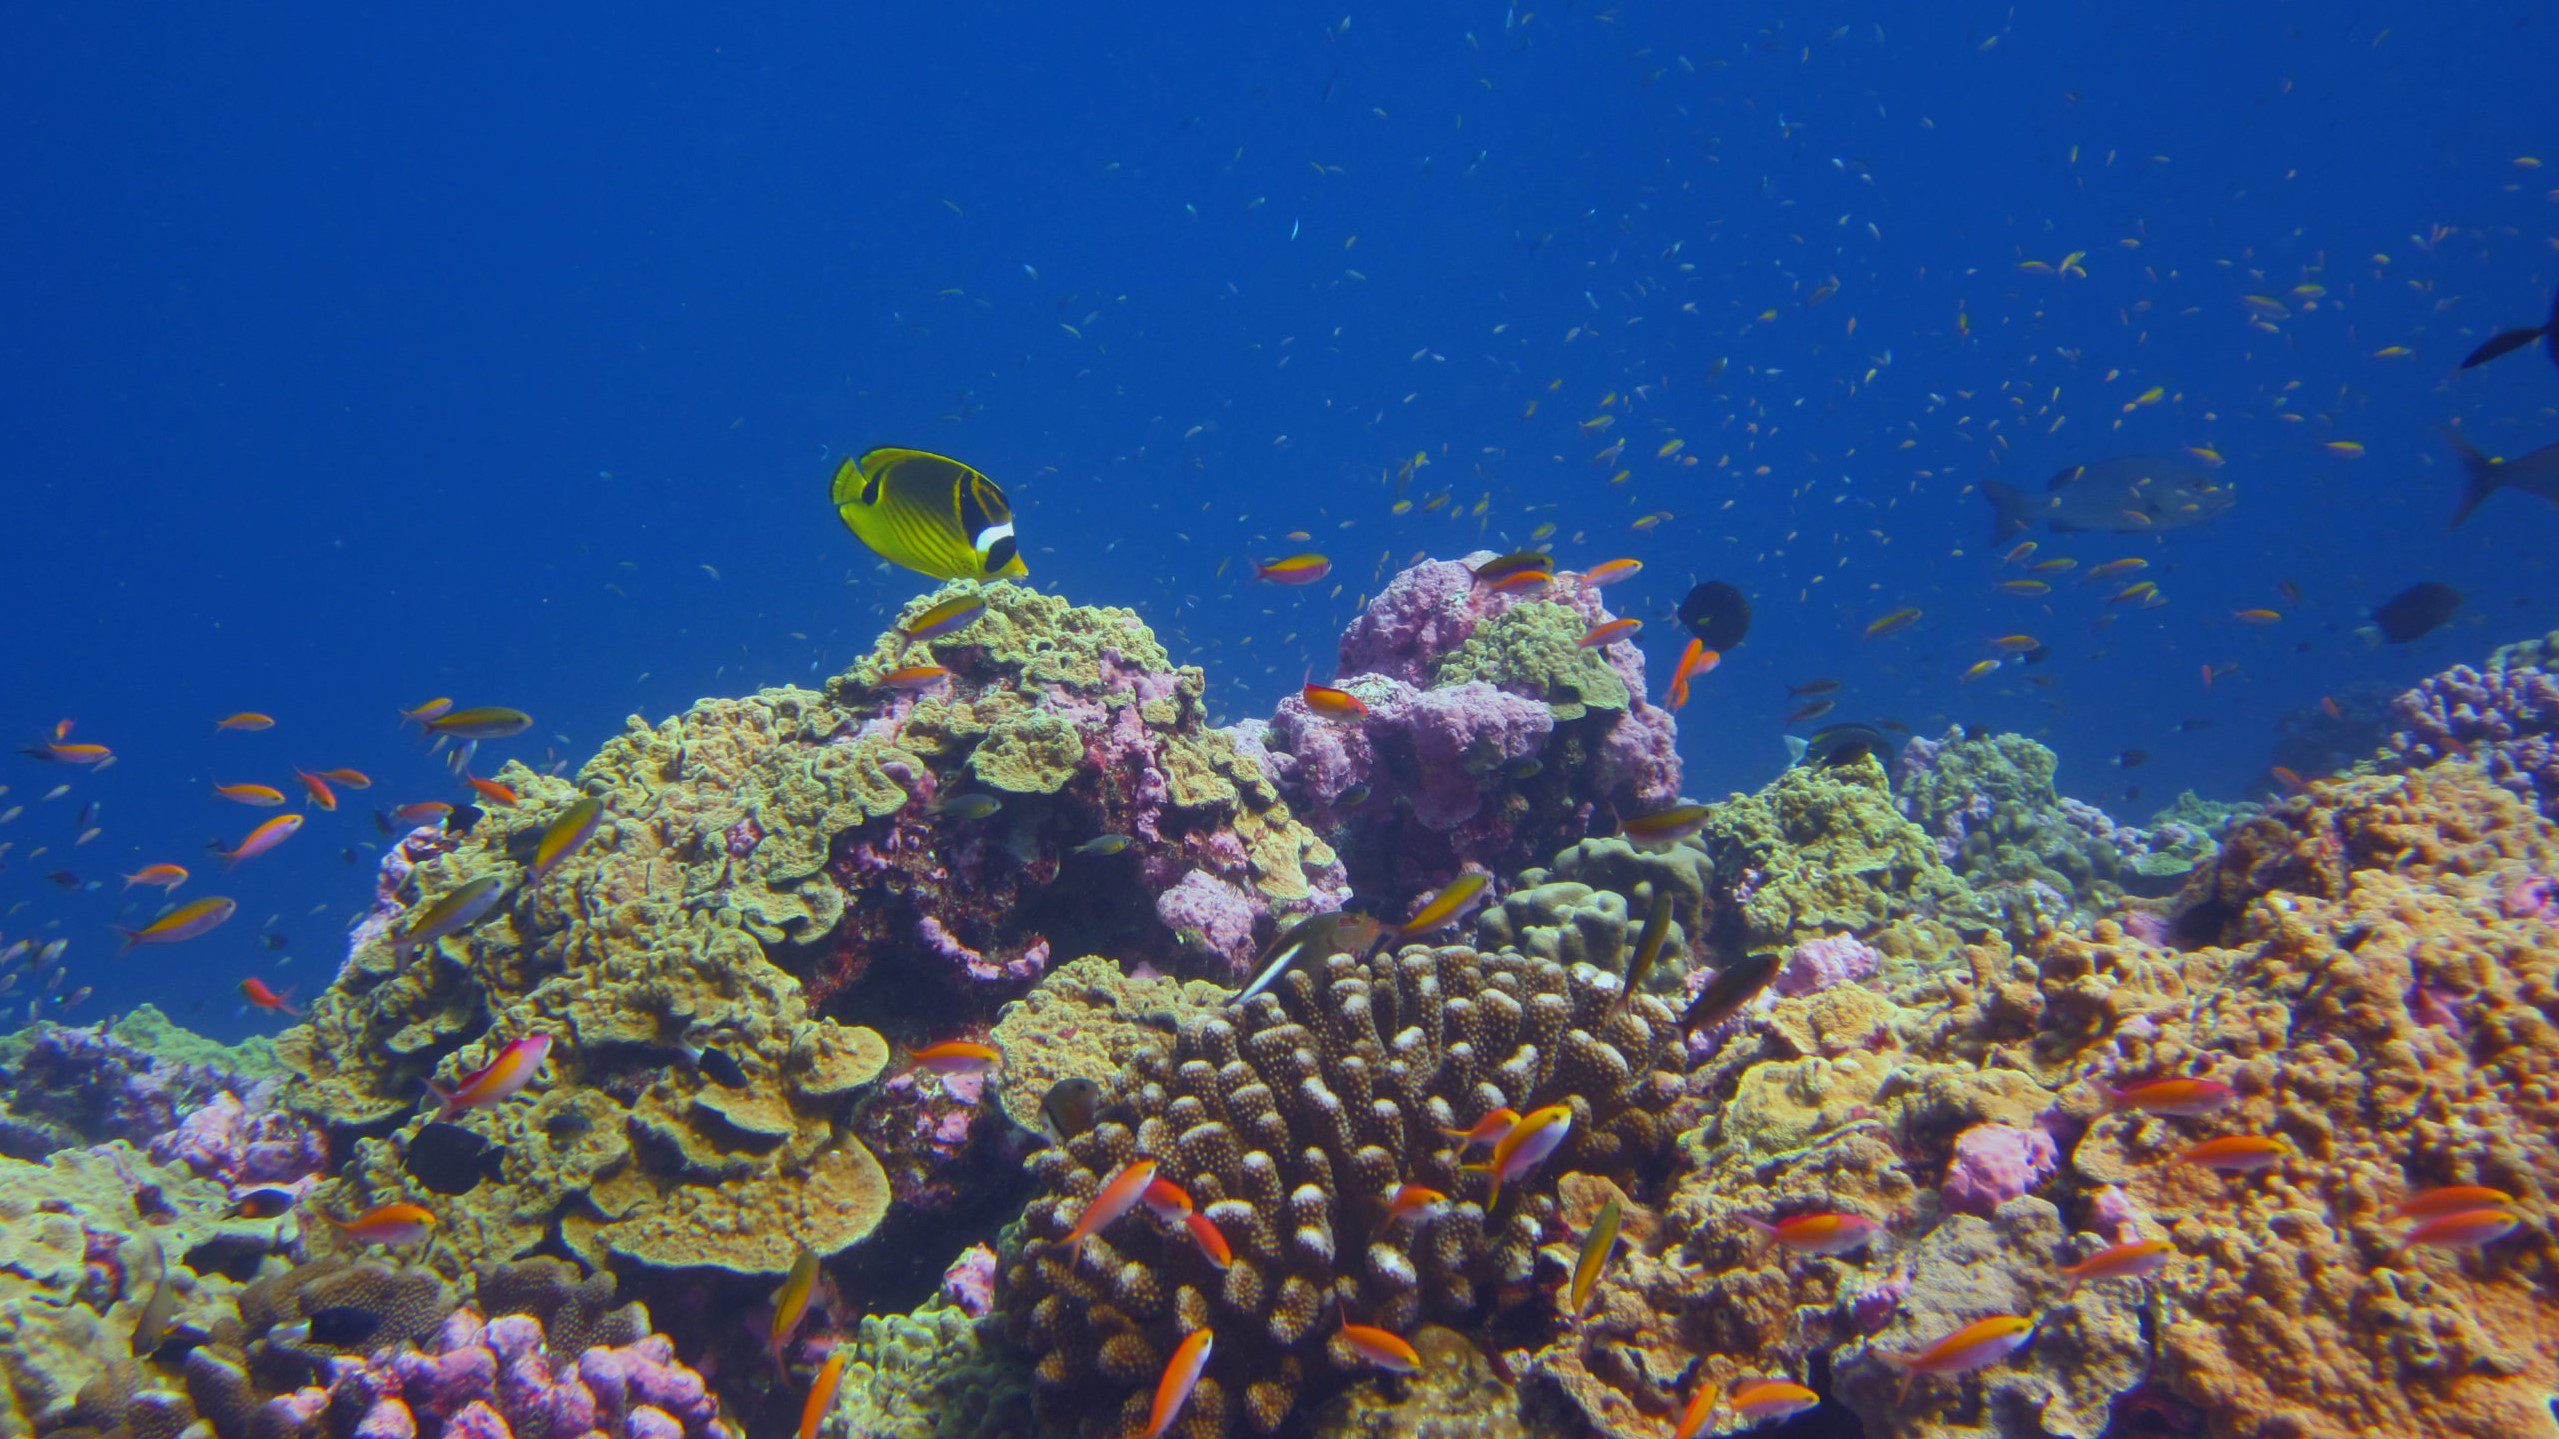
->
832, 447, 1028, 581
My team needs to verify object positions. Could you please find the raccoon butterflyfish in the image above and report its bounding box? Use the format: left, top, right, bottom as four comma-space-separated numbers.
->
831, 447, 1028, 581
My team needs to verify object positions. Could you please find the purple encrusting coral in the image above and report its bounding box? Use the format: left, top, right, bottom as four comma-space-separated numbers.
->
148, 1082, 329, 1188
1776, 934, 1880, 996
0, 1016, 272, 1160
1941, 1122, 2060, 1217
2390, 661, 2559, 820
304, 1307, 732, 1439
1252, 556, 1680, 903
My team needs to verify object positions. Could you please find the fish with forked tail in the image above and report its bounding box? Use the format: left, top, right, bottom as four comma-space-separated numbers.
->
1982, 455, 2234, 541
2445, 428, 2559, 527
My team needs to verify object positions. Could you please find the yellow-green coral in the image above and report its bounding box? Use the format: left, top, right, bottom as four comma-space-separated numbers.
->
984, 957, 1226, 1135
1698, 756, 1990, 958
1432, 599, 1630, 720
824, 1294, 1034, 1439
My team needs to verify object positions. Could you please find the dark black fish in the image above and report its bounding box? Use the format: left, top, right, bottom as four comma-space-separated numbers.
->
1795, 722, 1895, 770
1680, 952, 1781, 1030
44, 870, 80, 889
691, 1044, 750, 1088
404, 1119, 499, 1193
278, 1305, 384, 1350
2368, 582, 2462, 644
261, 933, 287, 951
230, 1185, 300, 1219
2457, 286, 2559, 371
1678, 581, 1752, 649
2446, 429, 2559, 527
1982, 456, 2235, 541
446, 804, 486, 835
2115, 749, 2149, 769
1041, 1077, 1104, 1140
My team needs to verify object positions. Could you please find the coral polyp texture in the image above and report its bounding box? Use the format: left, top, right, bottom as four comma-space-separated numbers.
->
2389, 656, 2559, 821
275, 579, 1352, 1282
1003, 941, 1685, 1437
1251, 558, 1680, 904
1535, 758, 2559, 1439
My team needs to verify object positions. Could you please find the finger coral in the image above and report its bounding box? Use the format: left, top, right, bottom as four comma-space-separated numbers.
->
1004, 940, 1685, 1437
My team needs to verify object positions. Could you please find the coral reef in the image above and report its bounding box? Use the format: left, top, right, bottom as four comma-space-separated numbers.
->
1251, 558, 1679, 906
280, 580, 1355, 1282
984, 957, 1226, 1137
1005, 941, 1685, 1437
1695, 752, 1990, 961
0, 1007, 282, 1161
2390, 658, 2559, 821
1895, 727, 2216, 911
1535, 758, 2559, 1439
824, 1290, 1034, 1439
0, 1142, 283, 1439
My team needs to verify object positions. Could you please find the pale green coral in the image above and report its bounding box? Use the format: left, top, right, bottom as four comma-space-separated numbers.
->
109, 1006, 280, 1078
824, 1293, 1034, 1439
1433, 599, 1629, 720
1698, 756, 1989, 958
985, 957, 1226, 1134
1475, 834, 1713, 1001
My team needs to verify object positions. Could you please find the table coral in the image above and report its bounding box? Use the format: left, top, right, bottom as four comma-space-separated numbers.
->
1003, 941, 1685, 1437
1254, 557, 1679, 907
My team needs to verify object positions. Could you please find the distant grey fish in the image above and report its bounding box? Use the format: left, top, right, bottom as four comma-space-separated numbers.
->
2458, 286, 2559, 372
2446, 429, 2559, 528
1982, 455, 2234, 542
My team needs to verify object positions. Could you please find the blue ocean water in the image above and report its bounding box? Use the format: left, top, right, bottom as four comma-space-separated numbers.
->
1, 2, 2551, 1039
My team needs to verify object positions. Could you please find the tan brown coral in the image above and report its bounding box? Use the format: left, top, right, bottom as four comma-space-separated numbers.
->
1005, 942, 1686, 1438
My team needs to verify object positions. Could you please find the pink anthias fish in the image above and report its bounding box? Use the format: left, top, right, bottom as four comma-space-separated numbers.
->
429, 1033, 554, 1116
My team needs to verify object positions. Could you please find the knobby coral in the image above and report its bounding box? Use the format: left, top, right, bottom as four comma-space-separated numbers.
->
1004, 941, 1685, 1437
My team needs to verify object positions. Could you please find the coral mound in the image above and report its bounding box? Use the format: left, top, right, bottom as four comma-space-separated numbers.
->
1004, 941, 1685, 1437
1537, 758, 2559, 1439
1251, 558, 1679, 906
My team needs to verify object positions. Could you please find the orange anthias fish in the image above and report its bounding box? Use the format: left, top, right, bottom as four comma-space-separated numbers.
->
1580, 558, 1643, 588
1440, 1107, 1520, 1152
20, 741, 113, 765
1066, 1159, 1159, 1247
1394, 871, 1489, 935
2177, 1135, 2288, 1173
2393, 1185, 2516, 1219
318, 767, 374, 790
1663, 639, 1719, 710
1727, 1379, 1819, 1422
213, 783, 288, 807
1183, 1211, 1232, 1269
401, 698, 455, 727
429, 1034, 554, 1116
1744, 1211, 1881, 1258
1486, 569, 1554, 595
1144, 1329, 1213, 1439
1880, 1315, 2038, 1405
215, 713, 276, 732
799, 1348, 847, 1439
878, 663, 954, 692
336, 1201, 438, 1246
121, 864, 188, 892
1339, 1323, 1421, 1373
2107, 1076, 2237, 1117
1253, 553, 1333, 585
218, 814, 304, 868
1671, 1378, 1723, 1439
2057, 1238, 2175, 1286
1579, 617, 1642, 648
1462, 1102, 1573, 1203
464, 774, 519, 806
1141, 1176, 1194, 1221
114, 896, 238, 950
2396, 1208, 2525, 1254
1385, 1183, 1449, 1219
1303, 682, 1369, 718
909, 1040, 1000, 1076
240, 976, 301, 1016
293, 769, 339, 812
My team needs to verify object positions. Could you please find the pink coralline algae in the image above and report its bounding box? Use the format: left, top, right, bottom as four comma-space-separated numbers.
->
941, 1243, 999, 1318
2501, 873, 2559, 920
147, 1083, 328, 1188
1775, 934, 1880, 996
1253, 556, 1681, 902
310, 1307, 731, 1439
1940, 1122, 2059, 1217
2389, 660, 2559, 819
854, 1066, 1001, 1214
0, 1013, 282, 1162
